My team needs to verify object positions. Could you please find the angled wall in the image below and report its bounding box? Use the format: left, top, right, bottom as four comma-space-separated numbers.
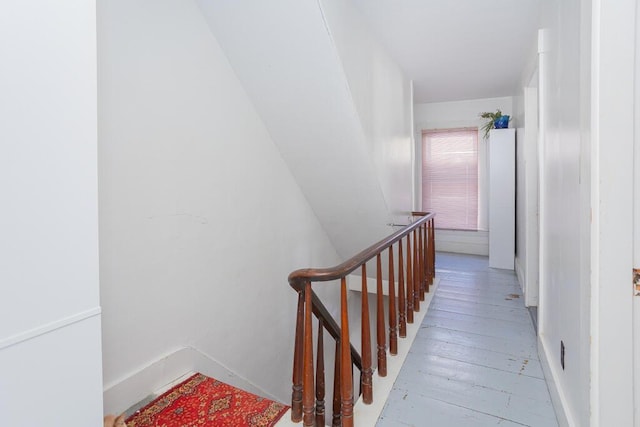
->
319, 0, 414, 222
99, 0, 414, 413
196, 0, 402, 258
98, 0, 342, 411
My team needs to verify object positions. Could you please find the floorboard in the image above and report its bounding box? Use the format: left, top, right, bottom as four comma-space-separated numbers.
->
377, 252, 558, 427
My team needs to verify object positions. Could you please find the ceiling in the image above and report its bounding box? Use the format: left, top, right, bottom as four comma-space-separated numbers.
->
348, 0, 541, 104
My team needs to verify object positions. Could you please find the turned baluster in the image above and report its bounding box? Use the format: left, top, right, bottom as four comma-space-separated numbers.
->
431, 218, 436, 282
376, 254, 387, 377
412, 229, 420, 312
415, 229, 420, 310
428, 223, 432, 283
315, 319, 325, 427
332, 342, 341, 427
424, 221, 431, 293
415, 226, 424, 301
340, 277, 354, 427
419, 224, 425, 301
291, 291, 304, 422
302, 282, 315, 427
398, 238, 407, 337
388, 244, 398, 355
406, 233, 414, 323
425, 221, 433, 292
416, 228, 422, 310
423, 221, 431, 293
360, 265, 373, 403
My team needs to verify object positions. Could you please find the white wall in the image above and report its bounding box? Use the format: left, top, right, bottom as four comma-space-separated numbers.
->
489, 129, 516, 270
513, 89, 526, 288
515, 127, 526, 288
515, 79, 540, 307
320, 0, 414, 222
536, 0, 592, 424
589, 0, 636, 425
414, 97, 515, 255
539, 1, 640, 424
196, 0, 394, 260
98, 0, 342, 412
635, 1, 640, 421
0, 1, 103, 425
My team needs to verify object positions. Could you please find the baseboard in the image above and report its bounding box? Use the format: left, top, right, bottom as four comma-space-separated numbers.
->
103, 346, 277, 415
538, 335, 572, 427
528, 306, 538, 333
435, 229, 489, 256
347, 275, 392, 295
515, 256, 525, 293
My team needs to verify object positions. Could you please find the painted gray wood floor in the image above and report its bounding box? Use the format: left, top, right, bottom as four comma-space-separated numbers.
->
376, 252, 558, 427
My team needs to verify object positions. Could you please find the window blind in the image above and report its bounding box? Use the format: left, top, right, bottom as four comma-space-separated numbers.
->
422, 128, 479, 230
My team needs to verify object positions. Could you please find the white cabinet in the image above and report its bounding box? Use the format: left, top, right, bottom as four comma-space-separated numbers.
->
489, 129, 516, 269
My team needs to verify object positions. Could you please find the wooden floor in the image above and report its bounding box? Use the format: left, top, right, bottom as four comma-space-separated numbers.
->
376, 252, 558, 427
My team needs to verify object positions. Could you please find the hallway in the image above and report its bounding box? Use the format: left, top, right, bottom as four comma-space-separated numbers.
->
376, 252, 557, 426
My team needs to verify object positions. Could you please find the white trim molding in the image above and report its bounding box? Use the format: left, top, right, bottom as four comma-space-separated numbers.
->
0, 306, 101, 351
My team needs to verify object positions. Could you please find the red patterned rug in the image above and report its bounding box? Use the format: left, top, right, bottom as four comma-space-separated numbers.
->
126, 373, 289, 427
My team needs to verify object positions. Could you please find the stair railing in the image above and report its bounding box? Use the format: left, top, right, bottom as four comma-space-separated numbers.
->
289, 212, 435, 426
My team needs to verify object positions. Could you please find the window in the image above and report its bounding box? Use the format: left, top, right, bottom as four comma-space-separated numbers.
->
422, 128, 478, 230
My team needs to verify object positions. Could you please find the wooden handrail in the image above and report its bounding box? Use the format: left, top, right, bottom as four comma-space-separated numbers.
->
288, 213, 435, 288
289, 212, 436, 425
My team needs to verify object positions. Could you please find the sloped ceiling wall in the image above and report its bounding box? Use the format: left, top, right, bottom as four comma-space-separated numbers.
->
196, 0, 395, 259
98, 0, 344, 408
320, 0, 414, 224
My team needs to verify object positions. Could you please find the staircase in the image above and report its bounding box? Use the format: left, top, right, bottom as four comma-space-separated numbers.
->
97, 3, 418, 425
111, 213, 437, 427
124, 372, 289, 427
287, 212, 436, 426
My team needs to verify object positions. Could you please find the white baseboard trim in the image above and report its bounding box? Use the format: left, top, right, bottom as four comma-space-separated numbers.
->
435, 229, 489, 256
347, 275, 392, 295
348, 274, 439, 297
103, 346, 277, 416
515, 256, 525, 293
538, 335, 572, 427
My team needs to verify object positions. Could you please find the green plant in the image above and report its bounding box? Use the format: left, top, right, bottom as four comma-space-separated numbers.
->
479, 109, 505, 139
